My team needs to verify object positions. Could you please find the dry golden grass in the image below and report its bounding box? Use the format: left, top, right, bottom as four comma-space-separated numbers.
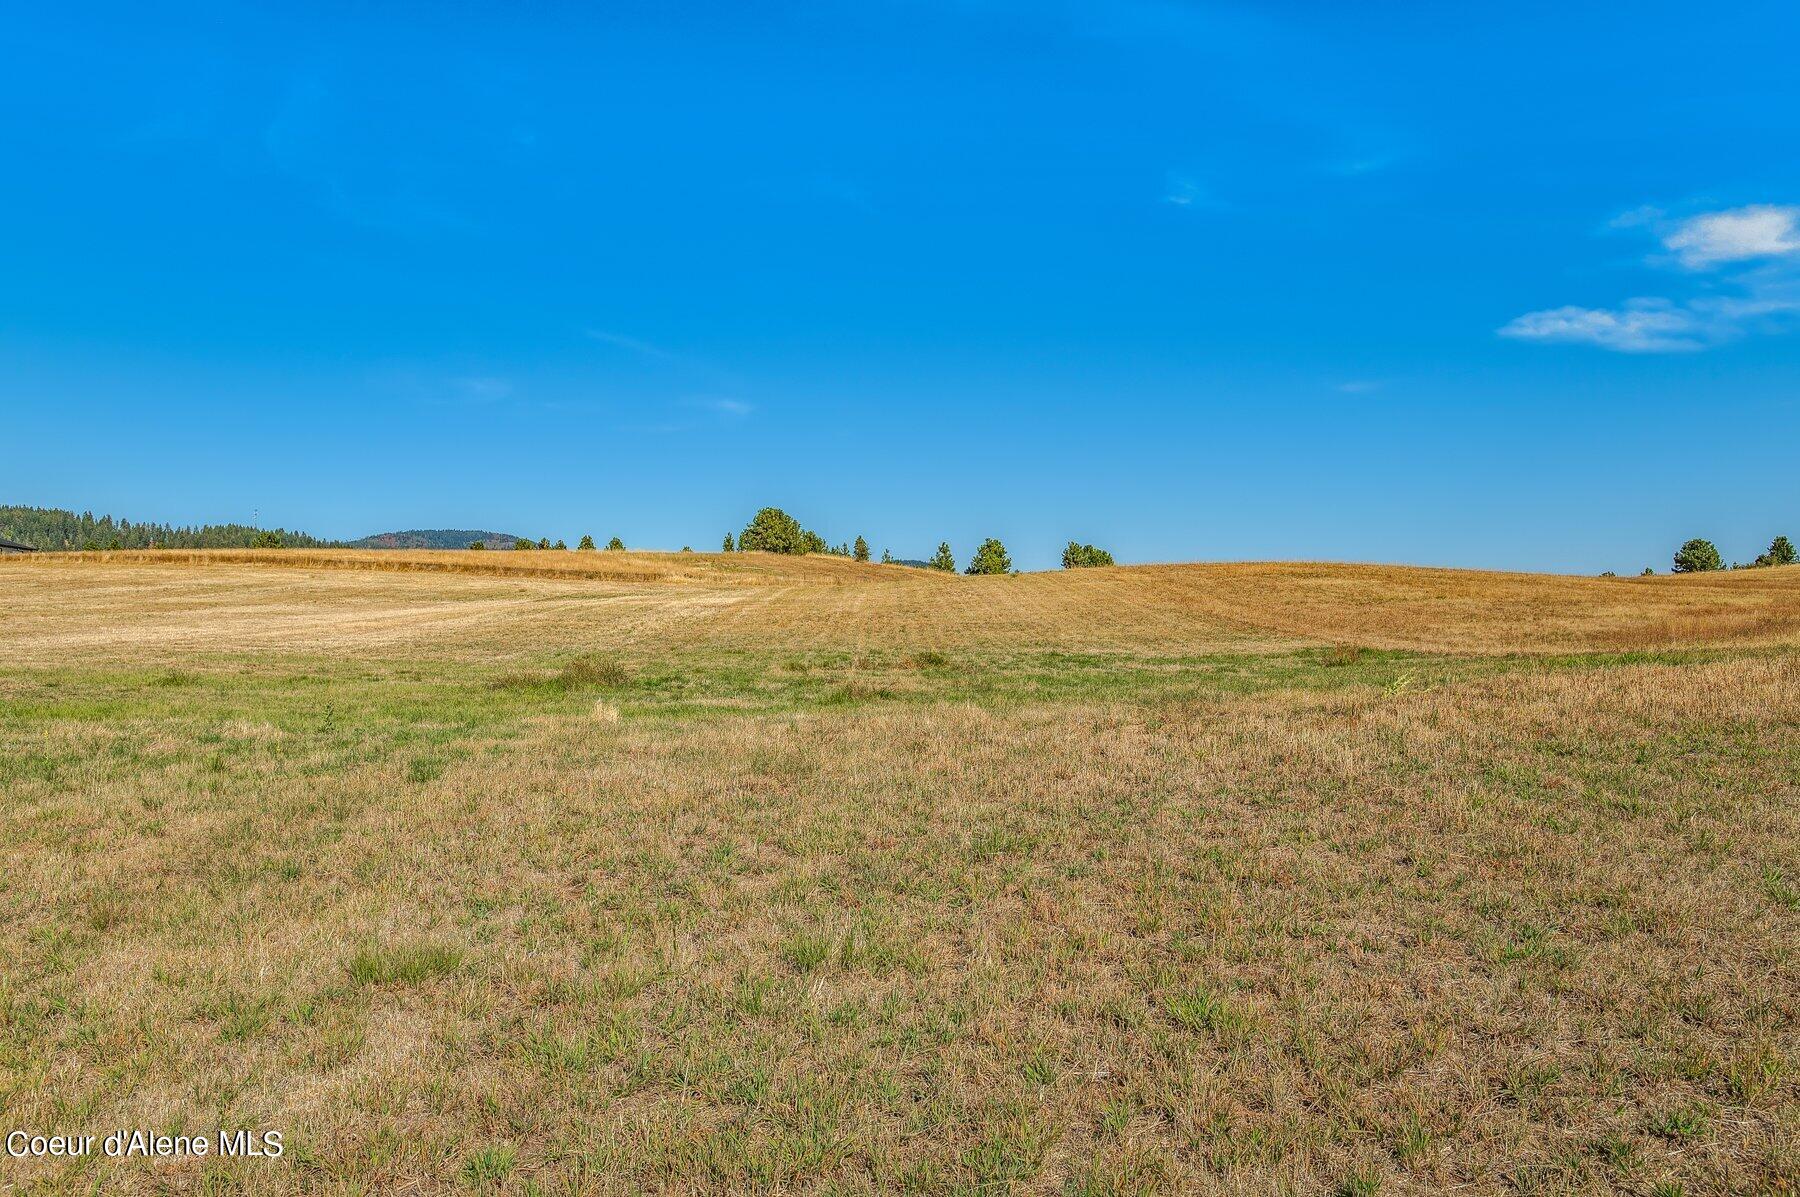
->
1, 554, 1797, 1195
4, 552, 1798, 664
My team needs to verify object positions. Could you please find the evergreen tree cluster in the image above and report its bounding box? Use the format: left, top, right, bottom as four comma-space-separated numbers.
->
1753, 535, 1796, 568
725, 507, 1061, 576
0, 505, 337, 551
1665, 534, 1795, 574
1061, 541, 1115, 568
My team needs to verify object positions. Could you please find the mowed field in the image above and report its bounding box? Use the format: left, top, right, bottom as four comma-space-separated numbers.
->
1, 551, 1797, 1196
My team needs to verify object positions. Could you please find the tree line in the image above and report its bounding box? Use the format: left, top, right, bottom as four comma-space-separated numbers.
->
1662, 535, 1795, 574
2, 501, 1128, 571
0, 505, 336, 551
717, 508, 1116, 574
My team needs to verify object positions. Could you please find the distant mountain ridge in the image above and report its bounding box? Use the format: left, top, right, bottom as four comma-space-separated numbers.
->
351, 529, 524, 549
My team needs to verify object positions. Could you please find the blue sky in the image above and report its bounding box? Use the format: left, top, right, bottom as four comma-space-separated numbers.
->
4, 1, 1798, 571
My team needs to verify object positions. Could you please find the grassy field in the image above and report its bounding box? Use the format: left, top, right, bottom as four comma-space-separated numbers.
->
2, 551, 1797, 1195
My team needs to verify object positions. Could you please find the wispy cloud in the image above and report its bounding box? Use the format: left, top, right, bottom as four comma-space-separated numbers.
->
451, 375, 514, 401
636, 397, 755, 436
1502, 203, 1800, 353
1500, 299, 1713, 353
1163, 174, 1221, 209
692, 397, 753, 417
584, 329, 678, 360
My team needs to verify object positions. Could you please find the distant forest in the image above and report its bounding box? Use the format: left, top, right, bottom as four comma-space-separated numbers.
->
350, 529, 522, 550
0, 505, 339, 551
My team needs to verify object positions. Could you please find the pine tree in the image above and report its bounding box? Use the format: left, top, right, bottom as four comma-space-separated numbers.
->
853, 535, 870, 562
965, 538, 1012, 575
739, 508, 807, 554
881, 549, 892, 564
1757, 535, 1796, 567
577, 535, 596, 550
929, 542, 956, 572
606, 536, 625, 551
1671, 538, 1722, 573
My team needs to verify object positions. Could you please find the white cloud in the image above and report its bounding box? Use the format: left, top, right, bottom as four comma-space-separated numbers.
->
1499, 299, 1709, 353
1662, 205, 1800, 269
1500, 291, 1800, 354
1503, 202, 1800, 353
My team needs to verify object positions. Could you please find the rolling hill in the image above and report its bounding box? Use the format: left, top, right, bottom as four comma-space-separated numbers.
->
350, 528, 525, 549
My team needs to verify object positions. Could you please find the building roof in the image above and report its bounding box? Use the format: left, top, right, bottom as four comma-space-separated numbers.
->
0, 537, 39, 552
